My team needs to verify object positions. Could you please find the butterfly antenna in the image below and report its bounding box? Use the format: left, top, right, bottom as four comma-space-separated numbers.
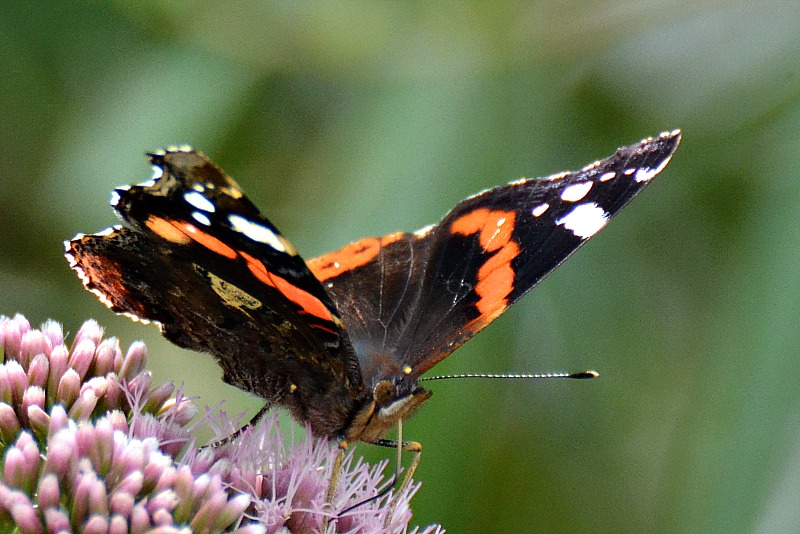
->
419, 370, 599, 381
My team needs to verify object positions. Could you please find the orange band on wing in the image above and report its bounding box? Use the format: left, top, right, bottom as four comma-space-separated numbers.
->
451, 208, 519, 320
145, 216, 192, 245
451, 208, 516, 251
477, 241, 519, 281
146, 216, 238, 259
450, 208, 488, 236
475, 242, 519, 316
180, 222, 239, 259
240, 251, 333, 323
479, 211, 515, 251
308, 233, 403, 281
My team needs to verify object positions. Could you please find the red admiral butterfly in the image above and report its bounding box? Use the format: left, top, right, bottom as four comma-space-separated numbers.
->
65, 130, 679, 498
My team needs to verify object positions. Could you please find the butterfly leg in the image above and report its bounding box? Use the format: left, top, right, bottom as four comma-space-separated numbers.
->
327, 421, 423, 528
372, 420, 423, 528
322, 439, 348, 533
203, 402, 271, 449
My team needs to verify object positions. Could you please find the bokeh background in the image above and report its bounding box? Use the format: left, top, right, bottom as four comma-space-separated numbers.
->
2, 2, 800, 532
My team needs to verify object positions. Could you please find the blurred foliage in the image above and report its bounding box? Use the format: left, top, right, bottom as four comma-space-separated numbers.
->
2, 1, 800, 532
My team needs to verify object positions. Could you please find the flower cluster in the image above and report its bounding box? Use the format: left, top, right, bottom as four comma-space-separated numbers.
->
0, 315, 442, 533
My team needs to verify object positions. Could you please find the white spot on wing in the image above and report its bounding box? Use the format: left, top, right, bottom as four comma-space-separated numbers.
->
167, 145, 193, 153
599, 171, 616, 182
560, 181, 592, 202
556, 202, 609, 239
184, 191, 215, 213
531, 203, 549, 217
151, 165, 164, 180
623, 168, 636, 176
228, 214, 286, 252
192, 211, 211, 226
634, 167, 656, 183
634, 153, 674, 183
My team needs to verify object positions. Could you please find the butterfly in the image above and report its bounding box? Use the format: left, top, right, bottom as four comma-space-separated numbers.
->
65, 130, 680, 515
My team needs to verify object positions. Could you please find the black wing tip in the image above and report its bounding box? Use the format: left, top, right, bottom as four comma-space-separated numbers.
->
647, 129, 682, 155
614, 129, 680, 182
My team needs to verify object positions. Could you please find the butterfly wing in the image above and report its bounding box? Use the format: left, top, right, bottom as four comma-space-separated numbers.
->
308, 131, 681, 382
66, 148, 363, 408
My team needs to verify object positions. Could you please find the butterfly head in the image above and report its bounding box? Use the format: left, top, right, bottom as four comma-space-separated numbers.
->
345, 378, 432, 443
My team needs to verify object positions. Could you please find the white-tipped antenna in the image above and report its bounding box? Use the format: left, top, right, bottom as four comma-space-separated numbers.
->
419, 370, 598, 381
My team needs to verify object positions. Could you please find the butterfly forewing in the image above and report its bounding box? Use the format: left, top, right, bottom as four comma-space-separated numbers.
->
310, 131, 681, 380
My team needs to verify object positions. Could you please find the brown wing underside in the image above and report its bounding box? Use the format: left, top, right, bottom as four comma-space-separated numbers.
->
68, 227, 348, 401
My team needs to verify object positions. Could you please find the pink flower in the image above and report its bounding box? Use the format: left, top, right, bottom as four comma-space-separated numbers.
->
0, 315, 442, 533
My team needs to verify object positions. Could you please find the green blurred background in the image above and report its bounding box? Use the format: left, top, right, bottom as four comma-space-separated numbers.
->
2, 1, 800, 532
